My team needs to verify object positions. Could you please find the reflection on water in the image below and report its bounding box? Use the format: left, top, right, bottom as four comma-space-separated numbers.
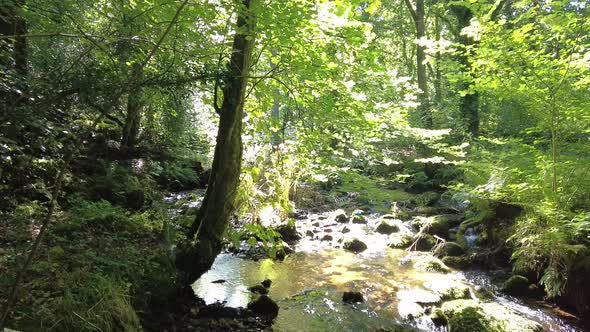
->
190, 210, 582, 332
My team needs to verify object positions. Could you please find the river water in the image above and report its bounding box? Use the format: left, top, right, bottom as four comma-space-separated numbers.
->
188, 211, 583, 332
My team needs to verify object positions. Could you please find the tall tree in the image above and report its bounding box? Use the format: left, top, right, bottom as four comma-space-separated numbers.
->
404, 0, 431, 127
176, 0, 258, 284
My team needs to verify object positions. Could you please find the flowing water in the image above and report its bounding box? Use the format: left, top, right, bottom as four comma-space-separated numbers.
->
167, 193, 584, 331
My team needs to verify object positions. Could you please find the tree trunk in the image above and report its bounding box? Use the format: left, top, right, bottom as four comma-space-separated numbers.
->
404, 0, 431, 127
451, 5, 479, 136
176, 0, 257, 285
121, 88, 143, 149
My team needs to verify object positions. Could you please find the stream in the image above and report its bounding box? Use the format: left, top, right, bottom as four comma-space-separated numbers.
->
167, 192, 583, 332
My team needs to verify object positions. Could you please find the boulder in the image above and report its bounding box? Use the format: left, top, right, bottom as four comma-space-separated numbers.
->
397, 289, 441, 305
434, 241, 465, 257
389, 233, 414, 249
341, 226, 350, 233
261, 279, 272, 288
414, 234, 437, 251
248, 284, 269, 295
321, 234, 333, 241
501, 275, 530, 297
351, 215, 368, 224
441, 300, 543, 332
424, 279, 471, 301
342, 291, 364, 304
343, 238, 367, 253
247, 295, 279, 321
442, 256, 470, 270
398, 301, 424, 320
275, 223, 301, 243
335, 211, 349, 223
413, 256, 450, 274
430, 308, 448, 326
376, 221, 400, 235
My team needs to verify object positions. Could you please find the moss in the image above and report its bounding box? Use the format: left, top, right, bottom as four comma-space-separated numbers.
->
441, 256, 470, 270
413, 256, 450, 273
501, 275, 530, 296
434, 242, 465, 257
414, 234, 437, 251
430, 308, 448, 326
415, 191, 441, 207
441, 300, 544, 332
335, 172, 413, 213
376, 221, 400, 234
389, 233, 414, 249
425, 279, 471, 301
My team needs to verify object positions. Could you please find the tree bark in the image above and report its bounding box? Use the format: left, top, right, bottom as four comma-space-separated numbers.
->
451, 5, 479, 136
404, 0, 431, 127
176, 0, 257, 285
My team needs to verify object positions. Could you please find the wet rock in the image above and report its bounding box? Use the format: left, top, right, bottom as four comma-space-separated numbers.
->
343, 238, 368, 253
376, 221, 400, 235
388, 233, 413, 249
335, 211, 349, 223
324, 228, 333, 233
441, 300, 543, 332
442, 256, 470, 270
445, 302, 491, 332
424, 279, 471, 301
501, 275, 530, 297
413, 256, 450, 273
341, 226, 351, 233
312, 221, 320, 227
248, 284, 269, 295
417, 216, 451, 238
196, 302, 243, 319
430, 308, 448, 326
397, 289, 441, 305
413, 234, 437, 251
247, 295, 279, 321
305, 230, 314, 237
351, 215, 368, 224
321, 234, 333, 241
342, 291, 364, 303
434, 241, 465, 257
318, 215, 328, 220
212, 279, 226, 284
398, 301, 424, 320
275, 223, 301, 243
261, 279, 272, 288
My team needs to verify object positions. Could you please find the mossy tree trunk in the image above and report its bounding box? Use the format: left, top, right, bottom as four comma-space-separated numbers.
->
176, 0, 257, 285
451, 5, 479, 137
404, 0, 431, 127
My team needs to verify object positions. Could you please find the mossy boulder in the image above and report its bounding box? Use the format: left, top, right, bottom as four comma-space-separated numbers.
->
343, 238, 368, 253
335, 210, 348, 223
389, 233, 413, 249
413, 256, 450, 273
424, 279, 471, 301
430, 308, 448, 326
434, 241, 465, 257
414, 234, 437, 251
442, 256, 470, 270
275, 223, 301, 243
501, 275, 530, 297
441, 300, 544, 332
351, 215, 368, 224
376, 221, 400, 235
